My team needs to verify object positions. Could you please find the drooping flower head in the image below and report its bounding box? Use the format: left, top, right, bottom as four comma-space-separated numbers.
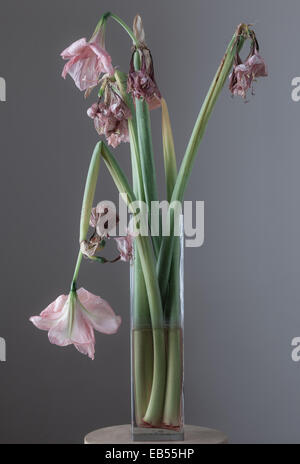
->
81, 202, 120, 260
229, 30, 267, 99
30, 288, 121, 360
87, 83, 131, 148
127, 15, 162, 110
61, 21, 114, 91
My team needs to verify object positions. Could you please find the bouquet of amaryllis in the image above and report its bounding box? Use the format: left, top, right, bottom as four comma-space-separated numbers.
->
30, 12, 267, 440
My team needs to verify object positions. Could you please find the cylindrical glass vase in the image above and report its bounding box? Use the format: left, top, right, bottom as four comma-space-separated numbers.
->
130, 230, 184, 441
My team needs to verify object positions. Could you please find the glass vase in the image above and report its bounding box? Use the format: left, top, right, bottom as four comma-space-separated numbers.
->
130, 229, 184, 441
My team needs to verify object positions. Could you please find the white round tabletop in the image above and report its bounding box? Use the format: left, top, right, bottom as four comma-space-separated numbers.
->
84, 424, 228, 444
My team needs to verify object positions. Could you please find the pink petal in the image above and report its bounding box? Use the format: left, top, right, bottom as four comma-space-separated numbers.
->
61, 38, 88, 58
65, 55, 99, 91
48, 313, 71, 347
77, 288, 121, 334
40, 294, 68, 319
74, 342, 95, 360
70, 301, 95, 345
115, 235, 133, 262
29, 294, 68, 330
89, 43, 114, 76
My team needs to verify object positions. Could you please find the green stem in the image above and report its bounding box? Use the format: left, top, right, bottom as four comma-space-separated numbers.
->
79, 143, 101, 243
110, 13, 139, 46
157, 23, 249, 303
70, 142, 103, 291
70, 251, 83, 291
133, 328, 153, 425
100, 142, 166, 425
115, 70, 155, 424
162, 328, 183, 426
161, 98, 178, 203
91, 12, 111, 39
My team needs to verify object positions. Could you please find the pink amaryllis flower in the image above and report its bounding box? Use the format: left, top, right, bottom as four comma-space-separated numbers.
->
61, 28, 114, 91
30, 288, 121, 360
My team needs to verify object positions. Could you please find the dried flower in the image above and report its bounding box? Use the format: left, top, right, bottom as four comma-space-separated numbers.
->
30, 288, 121, 360
80, 238, 100, 258
114, 229, 135, 262
87, 85, 131, 148
127, 47, 162, 109
61, 28, 114, 91
229, 34, 267, 99
133, 14, 146, 44
127, 15, 161, 109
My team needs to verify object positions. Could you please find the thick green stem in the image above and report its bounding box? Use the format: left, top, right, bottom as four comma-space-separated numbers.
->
133, 329, 153, 424
100, 142, 166, 425
133, 51, 160, 258
135, 98, 160, 258
162, 237, 183, 426
157, 24, 249, 303
79, 143, 101, 243
162, 328, 183, 426
110, 13, 139, 46
117, 69, 154, 423
161, 98, 178, 203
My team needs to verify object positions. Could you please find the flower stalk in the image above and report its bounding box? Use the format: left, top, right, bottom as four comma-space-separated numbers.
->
157, 23, 250, 304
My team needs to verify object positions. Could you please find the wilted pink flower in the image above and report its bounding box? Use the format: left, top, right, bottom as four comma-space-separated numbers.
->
30, 288, 121, 360
87, 89, 131, 148
247, 49, 268, 78
229, 45, 267, 99
80, 238, 100, 258
127, 47, 161, 109
61, 29, 114, 91
114, 230, 135, 262
229, 62, 253, 99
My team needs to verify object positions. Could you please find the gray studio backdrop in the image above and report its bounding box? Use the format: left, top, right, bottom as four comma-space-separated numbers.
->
0, 0, 299, 444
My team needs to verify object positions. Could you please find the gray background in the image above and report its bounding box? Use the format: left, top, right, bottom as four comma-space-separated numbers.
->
0, 0, 299, 444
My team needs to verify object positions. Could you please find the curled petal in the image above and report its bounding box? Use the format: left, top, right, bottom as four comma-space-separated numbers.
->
77, 288, 121, 334
61, 38, 88, 59
74, 342, 95, 360
29, 294, 68, 330
61, 35, 114, 91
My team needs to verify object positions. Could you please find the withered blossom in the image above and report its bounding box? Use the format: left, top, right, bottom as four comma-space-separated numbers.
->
114, 231, 135, 262
87, 85, 131, 148
127, 48, 161, 109
127, 15, 161, 109
61, 28, 114, 92
229, 32, 267, 99
80, 237, 101, 258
